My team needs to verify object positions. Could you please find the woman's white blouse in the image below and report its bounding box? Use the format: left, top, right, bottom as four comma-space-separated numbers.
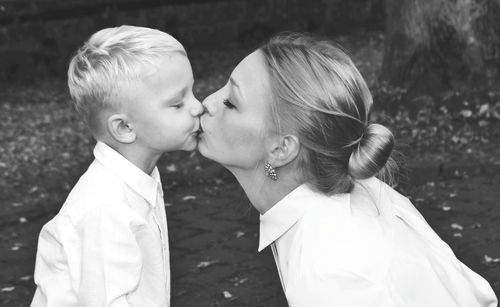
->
258, 178, 497, 307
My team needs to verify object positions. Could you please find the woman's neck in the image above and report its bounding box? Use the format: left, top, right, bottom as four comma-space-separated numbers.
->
229, 167, 301, 214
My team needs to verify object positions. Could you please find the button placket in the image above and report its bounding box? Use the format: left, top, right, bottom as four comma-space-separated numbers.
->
155, 186, 170, 298
271, 242, 286, 293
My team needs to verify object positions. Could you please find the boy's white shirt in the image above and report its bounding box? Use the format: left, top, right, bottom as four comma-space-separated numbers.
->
31, 141, 170, 307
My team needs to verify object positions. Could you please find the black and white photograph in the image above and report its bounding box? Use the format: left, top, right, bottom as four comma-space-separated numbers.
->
0, 0, 499, 306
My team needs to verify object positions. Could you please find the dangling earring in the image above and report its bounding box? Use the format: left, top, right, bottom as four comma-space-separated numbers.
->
264, 162, 278, 180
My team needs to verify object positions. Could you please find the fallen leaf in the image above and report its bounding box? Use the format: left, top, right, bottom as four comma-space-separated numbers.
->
235, 231, 245, 238
238, 278, 248, 284
451, 223, 463, 231
460, 109, 472, 118
478, 120, 489, 127
478, 104, 489, 116
19, 217, 27, 223
1, 286, 15, 292
438, 203, 452, 211
166, 164, 177, 172
230, 276, 249, 286
10, 242, 23, 251
182, 195, 197, 201
28, 186, 39, 193
483, 255, 500, 264
196, 259, 218, 269
223, 291, 233, 299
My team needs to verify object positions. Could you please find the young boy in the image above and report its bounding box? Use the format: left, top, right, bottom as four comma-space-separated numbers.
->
31, 25, 203, 307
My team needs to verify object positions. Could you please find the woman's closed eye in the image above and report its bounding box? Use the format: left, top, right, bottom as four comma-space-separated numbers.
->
223, 99, 236, 109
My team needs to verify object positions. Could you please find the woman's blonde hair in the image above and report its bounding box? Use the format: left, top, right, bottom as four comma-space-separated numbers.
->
260, 33, 396, 194
67, 25, 185, 135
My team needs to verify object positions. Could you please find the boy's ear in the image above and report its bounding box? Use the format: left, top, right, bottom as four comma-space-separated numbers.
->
268, 134, 300, 168
107, 114, 136, 144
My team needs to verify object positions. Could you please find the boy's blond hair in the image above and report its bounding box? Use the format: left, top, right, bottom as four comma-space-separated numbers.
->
68, 25, 185, 135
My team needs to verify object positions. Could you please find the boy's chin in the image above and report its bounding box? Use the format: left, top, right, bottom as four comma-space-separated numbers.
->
178, 137, 198, 152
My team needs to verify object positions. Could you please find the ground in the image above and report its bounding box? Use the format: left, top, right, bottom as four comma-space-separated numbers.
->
0, 31, 499, 306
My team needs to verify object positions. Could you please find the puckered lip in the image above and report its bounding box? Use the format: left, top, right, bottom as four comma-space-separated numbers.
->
196, 118, 204, 134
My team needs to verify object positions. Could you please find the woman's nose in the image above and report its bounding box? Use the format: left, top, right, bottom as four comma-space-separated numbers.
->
202, 96, 217, 116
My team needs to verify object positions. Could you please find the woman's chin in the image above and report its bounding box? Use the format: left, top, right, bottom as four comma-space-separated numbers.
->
197, 140, 221, 164
196, 138, 210, 157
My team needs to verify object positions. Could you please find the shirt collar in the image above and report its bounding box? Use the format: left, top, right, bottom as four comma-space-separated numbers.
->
93, 141, 162, 207
258, 184, 321, 252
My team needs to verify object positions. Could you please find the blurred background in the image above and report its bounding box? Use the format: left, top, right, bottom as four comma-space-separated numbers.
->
0, 0, 499, 306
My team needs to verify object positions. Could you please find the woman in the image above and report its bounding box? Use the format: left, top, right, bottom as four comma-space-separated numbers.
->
198, 33, 497, 306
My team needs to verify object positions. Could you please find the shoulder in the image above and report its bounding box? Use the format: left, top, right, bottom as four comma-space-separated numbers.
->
69, 160, 123, 201
285, 198, 396, 305
292, 193, 393, 282
64, 161, 128, 210
50, 162, 145, 232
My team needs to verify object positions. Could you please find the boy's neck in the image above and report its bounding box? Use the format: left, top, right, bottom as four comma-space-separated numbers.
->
107, 141, 161, 175
124, 148, 161, 175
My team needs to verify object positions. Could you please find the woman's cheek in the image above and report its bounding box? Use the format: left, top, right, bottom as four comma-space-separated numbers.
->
228, 126, 262, 152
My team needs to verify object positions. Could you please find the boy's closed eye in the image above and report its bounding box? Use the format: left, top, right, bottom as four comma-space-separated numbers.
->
172, 101, 184, 109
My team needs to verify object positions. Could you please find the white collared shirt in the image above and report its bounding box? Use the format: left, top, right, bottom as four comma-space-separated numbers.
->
31, 142, 170, 307
259, 178, 497, 307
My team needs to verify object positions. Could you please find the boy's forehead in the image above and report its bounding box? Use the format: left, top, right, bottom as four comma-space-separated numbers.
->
142, 53, 193, 83
141, 53, 191, 77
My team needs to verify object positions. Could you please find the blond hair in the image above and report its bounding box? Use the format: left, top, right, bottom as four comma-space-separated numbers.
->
67, 25, 185, 135
260, 33, 396, 194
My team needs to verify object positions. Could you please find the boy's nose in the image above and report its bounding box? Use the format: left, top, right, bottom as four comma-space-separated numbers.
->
190, 97, 204, 117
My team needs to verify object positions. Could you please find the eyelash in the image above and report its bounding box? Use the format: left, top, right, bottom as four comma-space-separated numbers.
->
173, 102, 183, 109
223, 99, 235, 109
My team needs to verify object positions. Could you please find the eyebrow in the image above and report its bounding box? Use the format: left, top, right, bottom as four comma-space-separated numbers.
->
229, 77, 240, 88
229, 77, 243, 99
163, 86, 187, 105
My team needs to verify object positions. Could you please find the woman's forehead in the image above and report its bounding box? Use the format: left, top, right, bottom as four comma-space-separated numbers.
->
232, 50, 272, 103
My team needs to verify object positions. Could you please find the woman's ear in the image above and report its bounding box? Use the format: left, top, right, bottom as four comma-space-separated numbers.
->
268, 134, 300, 168
107, 114, 136, 144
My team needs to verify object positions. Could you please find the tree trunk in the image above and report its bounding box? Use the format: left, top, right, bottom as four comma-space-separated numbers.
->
381, 0, 500, 92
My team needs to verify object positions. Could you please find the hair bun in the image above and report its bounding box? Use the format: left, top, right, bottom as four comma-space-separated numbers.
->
348, 123, 394, 180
